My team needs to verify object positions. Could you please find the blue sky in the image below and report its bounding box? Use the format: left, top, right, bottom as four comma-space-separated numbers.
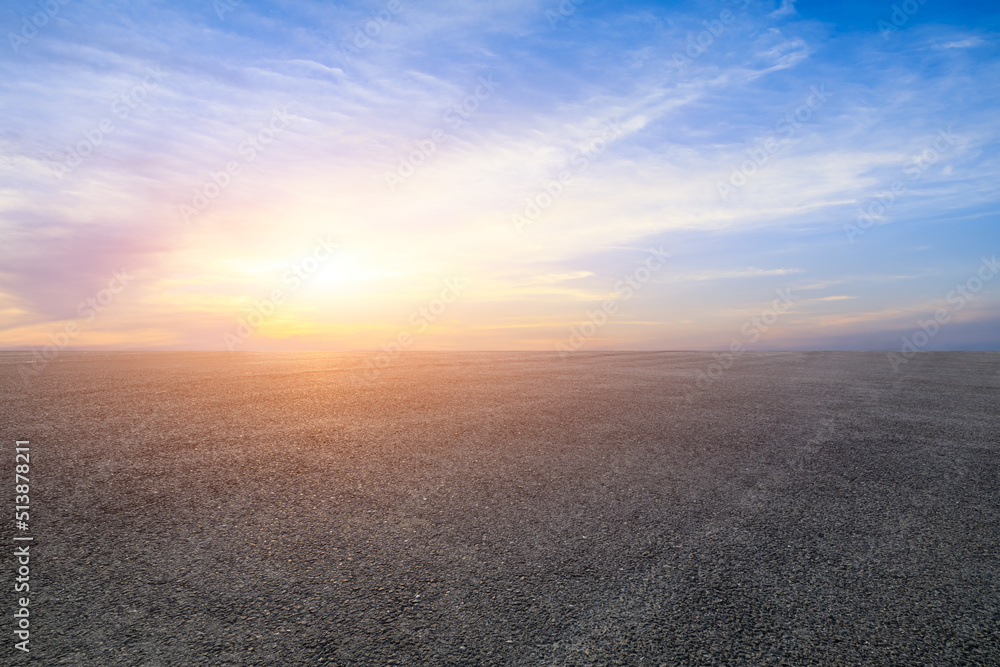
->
1, 0, 998, 351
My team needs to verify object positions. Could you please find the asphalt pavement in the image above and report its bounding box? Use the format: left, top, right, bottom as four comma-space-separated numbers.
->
1, 351, 997, 665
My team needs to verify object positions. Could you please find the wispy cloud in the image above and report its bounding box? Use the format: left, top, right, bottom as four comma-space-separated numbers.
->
1, 0, 998, 350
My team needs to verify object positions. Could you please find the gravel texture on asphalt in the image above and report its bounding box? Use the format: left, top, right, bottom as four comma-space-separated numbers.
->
1, 350, 998, 665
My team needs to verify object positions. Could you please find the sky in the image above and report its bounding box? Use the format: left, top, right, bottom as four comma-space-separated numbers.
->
1, 0, 999, 353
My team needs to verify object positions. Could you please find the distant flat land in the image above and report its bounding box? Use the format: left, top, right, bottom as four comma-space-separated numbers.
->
1, 351, 998, 665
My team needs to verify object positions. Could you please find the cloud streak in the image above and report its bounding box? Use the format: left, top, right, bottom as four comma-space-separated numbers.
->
0, 0, 998, 350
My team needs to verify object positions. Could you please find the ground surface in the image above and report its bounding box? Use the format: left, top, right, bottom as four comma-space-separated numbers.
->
1, 351, 998, 665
